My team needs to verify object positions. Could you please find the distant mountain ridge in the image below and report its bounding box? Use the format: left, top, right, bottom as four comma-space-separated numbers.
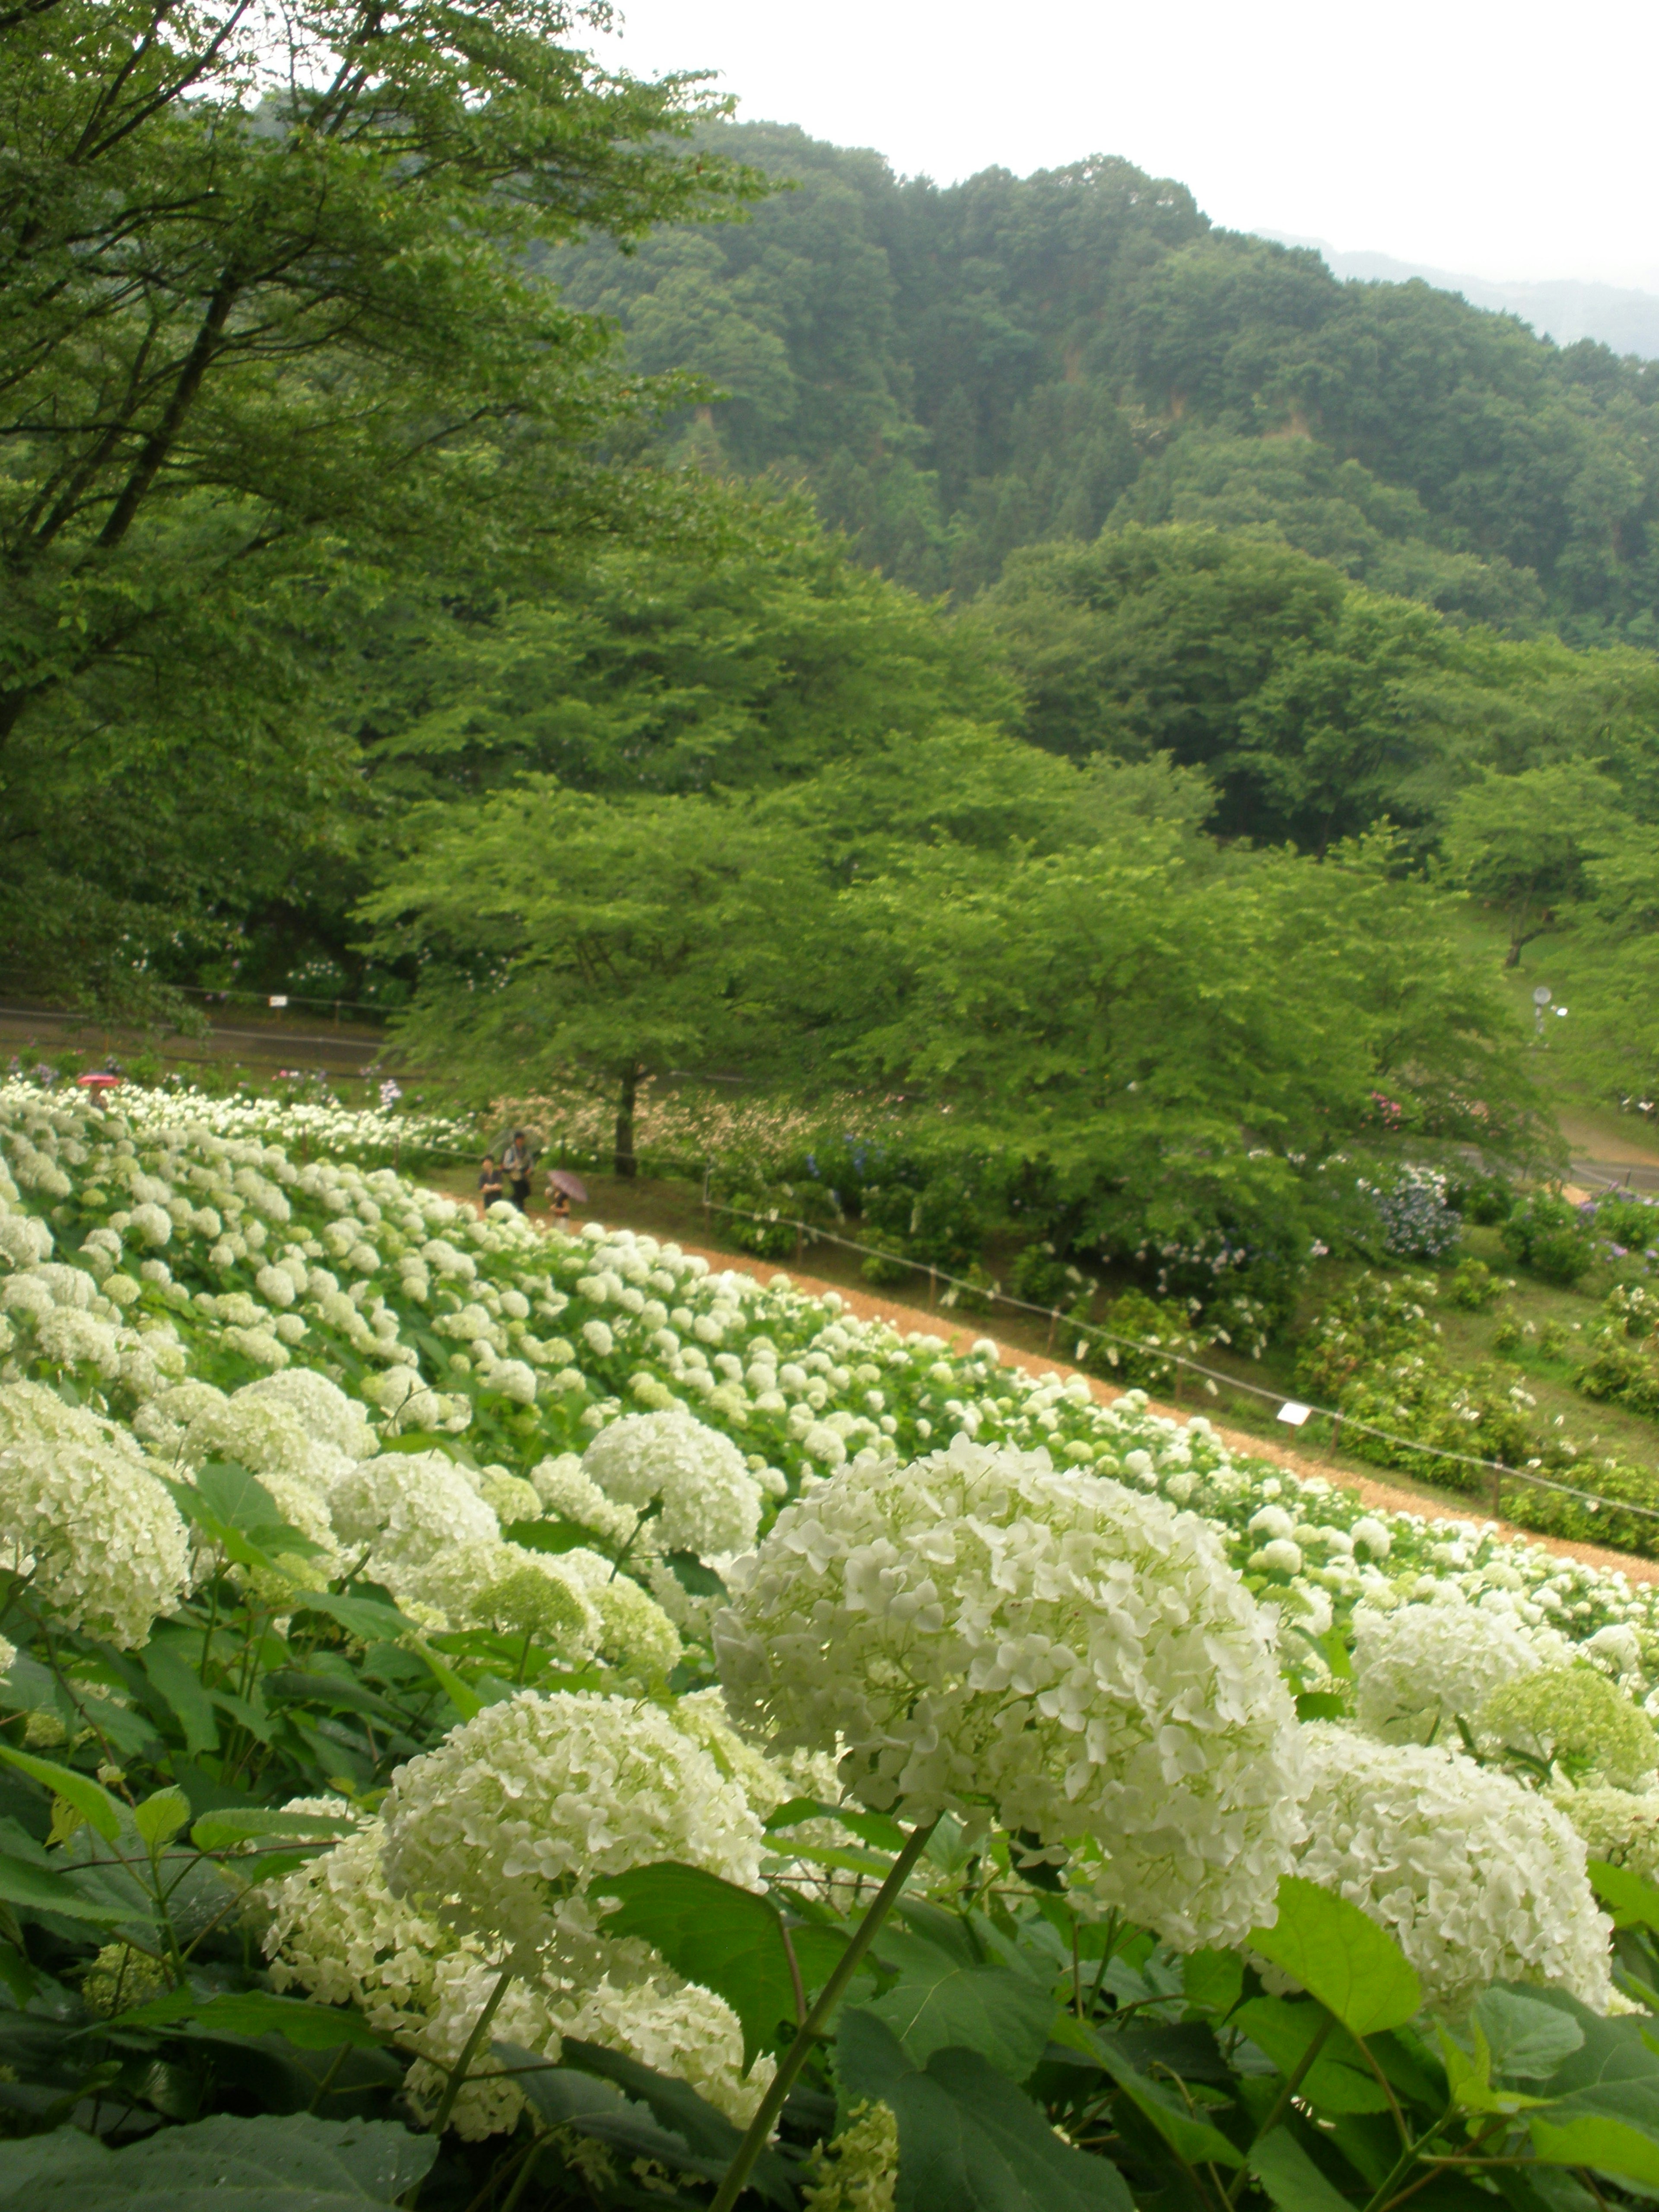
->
540, 124, 1659, 639
1258, 232, 1659, 359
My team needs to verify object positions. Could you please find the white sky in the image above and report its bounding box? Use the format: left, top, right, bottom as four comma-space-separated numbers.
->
589, 0, 1659, 290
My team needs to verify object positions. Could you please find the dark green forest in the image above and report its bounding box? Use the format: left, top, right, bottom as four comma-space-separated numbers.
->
546, 123, 1659, 641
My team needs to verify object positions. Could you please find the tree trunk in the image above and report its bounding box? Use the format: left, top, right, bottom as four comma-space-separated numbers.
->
614, 1064, 639, 1179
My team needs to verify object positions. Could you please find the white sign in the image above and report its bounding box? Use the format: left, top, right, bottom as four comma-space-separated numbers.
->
268, 995, 289, 1008
1276, 1401, 1313, 1428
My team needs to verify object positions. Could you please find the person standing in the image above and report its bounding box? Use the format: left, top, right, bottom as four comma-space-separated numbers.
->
502, 1128, 532, 1211
478, 1154, 504, 1209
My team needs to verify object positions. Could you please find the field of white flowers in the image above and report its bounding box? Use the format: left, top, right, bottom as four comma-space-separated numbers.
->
9, 1080, 1659, 2211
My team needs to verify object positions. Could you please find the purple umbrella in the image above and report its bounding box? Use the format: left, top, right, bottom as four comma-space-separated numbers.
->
549, 1169, 589, 1203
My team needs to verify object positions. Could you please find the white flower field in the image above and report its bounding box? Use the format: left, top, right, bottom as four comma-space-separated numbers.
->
9, 1078, 1659, 2209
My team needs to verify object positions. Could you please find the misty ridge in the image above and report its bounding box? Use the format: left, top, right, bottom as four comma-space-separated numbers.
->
1259, 232, 1659, 359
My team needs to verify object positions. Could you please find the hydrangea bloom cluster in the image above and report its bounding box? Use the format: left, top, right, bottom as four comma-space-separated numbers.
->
1296, 1723, 1615, 2013
378, 1690, 765, 1952
1351, 1590, 1567, 1745
582, 1408, 767, 1560
1481, 1666, 1659, 1789
716, 1434, 1305, 1947
1555, 1784, 1659, 1883
0, 1382, 189, 1646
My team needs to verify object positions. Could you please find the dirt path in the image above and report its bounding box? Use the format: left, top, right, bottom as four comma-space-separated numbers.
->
664, 1236, 1659, 1589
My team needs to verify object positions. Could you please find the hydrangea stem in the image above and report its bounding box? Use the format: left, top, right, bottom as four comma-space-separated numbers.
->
708, 1816, 939, 2212
426, 1965, 514, 2140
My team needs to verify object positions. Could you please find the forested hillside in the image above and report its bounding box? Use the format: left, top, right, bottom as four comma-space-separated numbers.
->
545, 123, 1659, 643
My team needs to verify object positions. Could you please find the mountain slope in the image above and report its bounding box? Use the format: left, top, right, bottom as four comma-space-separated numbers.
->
542, 124, 1659, 643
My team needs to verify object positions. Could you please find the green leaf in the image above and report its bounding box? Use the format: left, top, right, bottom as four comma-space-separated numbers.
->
1473, 1987, 1585, 2082
1233, 1997, 1391, 2113
0, 1743, 123, 1843
1091, 2035, 1246, 2168
0, 2110, 435, 2207
836, 2008, 1135, 2212
119, 1987, 387, 2050
0, 1849, 141, 1925
132, 1787, 191, 1850
867, 1927, 1055, 2079
1295, 1693, 1348, 1721
664, 1549, 727, 1596
597, 1861, 797, 2072
140, 1643, 218, 1757
556, 2038, 799, 2205
1529, 2110, 1659, 2185
1248, 1876, 1421, 2036
1249, 2126, 1359, 2212
499, 1516, 596, 1557
1589, 1858, 1659, 1933
502, 2047, 721, 2175
189, 1807, 358, 1853
1437, 2022, 1549, 2117
288, 1591, 413, 1643
1182, 1948, 1245, 2020
410, 1639, 483, 1720
195, 1461, 325, 1558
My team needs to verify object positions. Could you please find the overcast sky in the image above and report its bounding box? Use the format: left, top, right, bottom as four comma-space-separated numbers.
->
589, 0, 1659, 290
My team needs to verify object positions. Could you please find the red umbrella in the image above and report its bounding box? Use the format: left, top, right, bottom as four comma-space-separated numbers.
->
76, 1073, 121, 1090
549, 1169, 588, 1202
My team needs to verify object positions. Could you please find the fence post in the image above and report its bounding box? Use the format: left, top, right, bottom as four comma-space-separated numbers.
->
1046, 1309, 1058, 1353
928, 1266, 937, 1309
1491, 1468, 1503, 1521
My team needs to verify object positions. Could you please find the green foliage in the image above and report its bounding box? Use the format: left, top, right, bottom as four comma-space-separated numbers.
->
1503, 1196, 1598, 1284
547, 124, 1659, 649
1450, 1173, 1517, 1226
1443, 1258, 1508, 1310
0, 2113, 436, 2208
0, 0, 758, 1005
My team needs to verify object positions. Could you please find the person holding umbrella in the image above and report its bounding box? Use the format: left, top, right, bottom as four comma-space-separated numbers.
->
548, 1167, 587, 1231
502, 1128, 533, 1212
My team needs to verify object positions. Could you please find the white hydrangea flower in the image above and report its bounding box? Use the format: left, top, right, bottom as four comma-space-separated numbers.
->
715, 1434, 1304, 1948
264, 1815, 461, 2034
0, 1381, 189, 1646
1349, 1516, 1393, 1558
1554, 1784, 1659, 1886
327, 1451, 500, 1590
33, 1306, 124, 1378
1354, 1592, 1566, 1745
527, 1454, 638, 1545
128, 1201, 172, 1247
379, 1690, 764, 1952
1297, 1723, 1615, 2014
407, 1540, 600, 1653
582, 1410, 763, 1561
550, 1548, 683, 1678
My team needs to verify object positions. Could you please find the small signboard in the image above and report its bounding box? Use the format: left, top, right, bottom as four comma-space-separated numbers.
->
1276, 1401, 1313, 1428
269, 995, 289, 1007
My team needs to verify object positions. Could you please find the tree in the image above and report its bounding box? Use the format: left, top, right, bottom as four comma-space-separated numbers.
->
0, 0, 759, 1002
1443, 760, 1627, 965
361, 782, 814, 1173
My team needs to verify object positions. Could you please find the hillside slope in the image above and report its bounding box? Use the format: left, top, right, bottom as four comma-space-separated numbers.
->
543, 124, 1659, 643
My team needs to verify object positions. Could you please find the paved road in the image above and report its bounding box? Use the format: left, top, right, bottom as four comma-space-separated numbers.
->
1574, 1155, 1659, 1195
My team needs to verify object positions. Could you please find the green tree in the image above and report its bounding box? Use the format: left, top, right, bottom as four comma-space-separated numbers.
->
1443, 760, 1627, 965
362, 782, 814, 1173
0, 0, 758, 1003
